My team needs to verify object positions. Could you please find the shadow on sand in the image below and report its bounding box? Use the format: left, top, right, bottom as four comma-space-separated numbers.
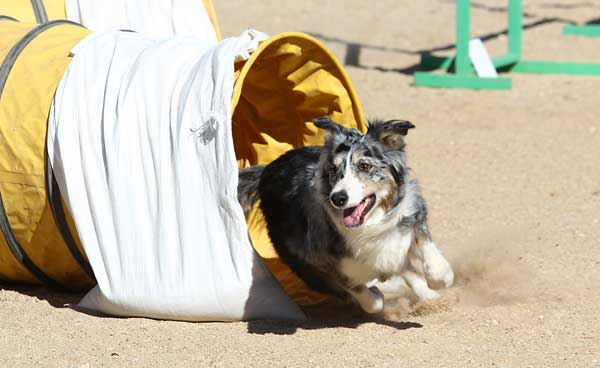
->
246, 317, 422, 335
2, 282, 423, 332
246, 299, 422, 335
0, 283, 113, 318
0, 283, 83, 308
308, 0, 587, 75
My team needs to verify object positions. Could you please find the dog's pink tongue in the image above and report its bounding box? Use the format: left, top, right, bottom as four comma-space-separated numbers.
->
342, 198, 369, 227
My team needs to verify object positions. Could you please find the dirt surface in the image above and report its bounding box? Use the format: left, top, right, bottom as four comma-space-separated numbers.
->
2, 1, 600, 367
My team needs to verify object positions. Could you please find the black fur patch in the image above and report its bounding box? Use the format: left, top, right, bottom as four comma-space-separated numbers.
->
237, 165, 265, 214
258, 146, 348, 297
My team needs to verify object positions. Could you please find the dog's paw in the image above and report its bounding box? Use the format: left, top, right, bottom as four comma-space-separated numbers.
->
364, 286, 385, 314
425, 261, 454, 290
424, 261, 454, 290
414, 287, 440, 301
352, 286, 385, 314
422, 243, 454, 290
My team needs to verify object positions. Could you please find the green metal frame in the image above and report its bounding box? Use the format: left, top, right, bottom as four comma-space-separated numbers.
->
414, 0, 512, 90
414, 0, 600, 90
563, 24, 600, 38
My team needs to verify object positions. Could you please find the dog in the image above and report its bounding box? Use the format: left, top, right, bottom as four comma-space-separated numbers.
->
238, 117, 454, 314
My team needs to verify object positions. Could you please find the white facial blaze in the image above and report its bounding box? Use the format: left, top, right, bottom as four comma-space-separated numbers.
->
332, 150, 366, 208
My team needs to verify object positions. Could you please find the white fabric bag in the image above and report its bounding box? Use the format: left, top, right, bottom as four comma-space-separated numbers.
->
47, 30, 305, 321
65, 0, 218, 42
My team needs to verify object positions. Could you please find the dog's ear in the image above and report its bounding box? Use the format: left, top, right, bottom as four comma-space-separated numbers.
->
313, 117, 351, 135
313, 116, 355, 146
367, 119, 415, 150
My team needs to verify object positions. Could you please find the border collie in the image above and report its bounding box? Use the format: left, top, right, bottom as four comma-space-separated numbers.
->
238, 117, 454, 313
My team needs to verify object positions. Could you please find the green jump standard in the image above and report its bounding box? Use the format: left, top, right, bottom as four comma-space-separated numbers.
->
414, 0, 600, 90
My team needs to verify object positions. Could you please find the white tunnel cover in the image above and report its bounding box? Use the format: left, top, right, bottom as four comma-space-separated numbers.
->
47, 29, 305, 321
65, 0, 218, 41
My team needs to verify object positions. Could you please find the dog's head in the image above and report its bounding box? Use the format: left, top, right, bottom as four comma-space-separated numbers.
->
314, 117, 415, 229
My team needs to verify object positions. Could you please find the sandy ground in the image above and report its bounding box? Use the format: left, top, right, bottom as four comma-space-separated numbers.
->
2, 1, 600, 367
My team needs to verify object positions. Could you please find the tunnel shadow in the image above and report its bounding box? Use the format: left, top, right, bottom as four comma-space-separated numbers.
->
0, 282, 113, 318
0, 282, 84, 308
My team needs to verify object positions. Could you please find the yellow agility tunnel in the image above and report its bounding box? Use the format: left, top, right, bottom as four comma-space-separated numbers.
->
0, 0, 221, 37
0, 3, 366, 305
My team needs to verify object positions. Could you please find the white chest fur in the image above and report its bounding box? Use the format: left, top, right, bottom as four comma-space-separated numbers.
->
339, 227, 413, 287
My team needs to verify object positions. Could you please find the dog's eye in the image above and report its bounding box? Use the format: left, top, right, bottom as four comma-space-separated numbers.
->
328, 164, 337, 177
358, 162, 372, 172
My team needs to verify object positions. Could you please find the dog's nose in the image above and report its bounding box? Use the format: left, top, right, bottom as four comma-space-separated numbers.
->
330, 191, 349, 208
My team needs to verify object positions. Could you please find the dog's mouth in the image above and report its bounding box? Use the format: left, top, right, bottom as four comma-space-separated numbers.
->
342, 194, 376, 228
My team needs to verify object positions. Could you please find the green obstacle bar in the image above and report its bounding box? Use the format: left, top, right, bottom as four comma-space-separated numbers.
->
414, 0, 600, 90
563, 24, 600, 38
414, 0, 512, 90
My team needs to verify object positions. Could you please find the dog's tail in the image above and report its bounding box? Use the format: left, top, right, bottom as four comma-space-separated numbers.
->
237, 165, 265, 214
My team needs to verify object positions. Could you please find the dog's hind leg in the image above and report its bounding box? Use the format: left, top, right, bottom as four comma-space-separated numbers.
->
414, 223, 454, 290
347, 285, 384, 314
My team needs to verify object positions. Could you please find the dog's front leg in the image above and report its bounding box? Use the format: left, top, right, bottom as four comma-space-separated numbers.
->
401, 266, 440, 301
414, 223, 454, 290
347, 285, 384, 314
